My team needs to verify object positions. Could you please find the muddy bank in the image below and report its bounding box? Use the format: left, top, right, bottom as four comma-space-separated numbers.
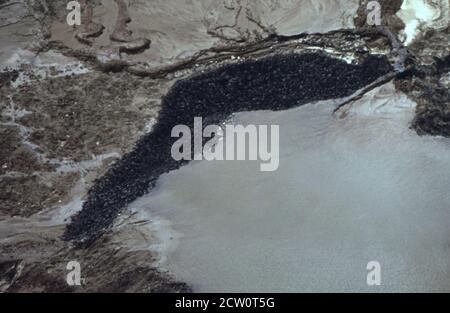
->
64, 52, 392, 247
0, 218, 190, 292
49, 0, 360, 68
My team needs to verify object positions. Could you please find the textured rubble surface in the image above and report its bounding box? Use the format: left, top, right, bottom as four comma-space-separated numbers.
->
64, 53, 392, 247
0, 0, 449, 292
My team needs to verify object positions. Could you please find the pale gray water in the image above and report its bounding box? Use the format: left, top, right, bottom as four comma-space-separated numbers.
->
131, 84, 450, 292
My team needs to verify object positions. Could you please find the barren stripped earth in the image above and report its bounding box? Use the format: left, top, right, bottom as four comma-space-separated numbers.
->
0, 0, 449, 292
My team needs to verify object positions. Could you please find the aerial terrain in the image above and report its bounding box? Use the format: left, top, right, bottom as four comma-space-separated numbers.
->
0, 0, 449, 292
